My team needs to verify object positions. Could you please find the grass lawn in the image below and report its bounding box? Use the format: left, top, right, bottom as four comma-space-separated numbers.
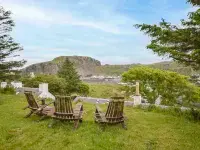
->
88, 83, 121, 98
0, 94, 200, 150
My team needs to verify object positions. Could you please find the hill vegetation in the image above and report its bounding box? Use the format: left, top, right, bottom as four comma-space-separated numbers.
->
22, 56, 200, 77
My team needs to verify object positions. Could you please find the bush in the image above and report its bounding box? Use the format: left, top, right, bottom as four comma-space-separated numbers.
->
20, 75, 67, 95
0, 86, 15, 94
20, 75, 90, 96
139, 104, 200, 122
147, 105, 157, 111
122, 66, 200, 106
77, 83, 89, 96
190, 108, 200, 121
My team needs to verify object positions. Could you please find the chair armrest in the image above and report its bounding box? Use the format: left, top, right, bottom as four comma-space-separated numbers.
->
74, 102, 83, 110
95, 105, 103, 113
95, 105, 106, 122
34, 101, 54, 114
73, 103, 83, 117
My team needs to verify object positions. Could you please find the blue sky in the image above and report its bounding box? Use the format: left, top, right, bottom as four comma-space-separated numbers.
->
0, 0, 195, 66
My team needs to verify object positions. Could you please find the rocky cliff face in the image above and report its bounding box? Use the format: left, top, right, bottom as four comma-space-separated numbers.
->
22, 61, 59, 75
22, 56, 101, 77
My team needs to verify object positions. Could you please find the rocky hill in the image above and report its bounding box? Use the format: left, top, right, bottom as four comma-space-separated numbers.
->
22, 56, 200, 76
22, 56, 101, 77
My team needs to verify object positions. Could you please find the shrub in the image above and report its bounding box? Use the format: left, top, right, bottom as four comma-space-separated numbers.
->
122, 66, 200, 105
147, 105, 157, 111
0, 86, 15, 94
20, 75, 67, 95
190, 108, 200, 121
139, 105, 200, 122
20, 75, 90, 96
77, 83, 89, 96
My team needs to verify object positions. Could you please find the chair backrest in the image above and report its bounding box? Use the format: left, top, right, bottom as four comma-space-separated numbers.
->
105, 97, 124, 120
24, 91, 39, 109
54, 96, 74, 118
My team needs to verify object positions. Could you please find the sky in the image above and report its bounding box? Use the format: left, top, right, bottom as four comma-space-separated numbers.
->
0, 0, 195, 66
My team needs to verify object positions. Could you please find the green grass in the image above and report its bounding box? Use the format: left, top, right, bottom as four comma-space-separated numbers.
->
88, 83, 121, 98
1, 94, 200, 150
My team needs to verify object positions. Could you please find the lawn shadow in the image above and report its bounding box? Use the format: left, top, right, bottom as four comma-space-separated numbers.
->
145, 139, 158, 150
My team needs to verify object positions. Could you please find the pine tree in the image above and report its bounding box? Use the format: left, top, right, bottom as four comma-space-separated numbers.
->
134, 1, 200, 69
188, 0, 200, 5
0, 6, 26, 81
58, 58, 81, 93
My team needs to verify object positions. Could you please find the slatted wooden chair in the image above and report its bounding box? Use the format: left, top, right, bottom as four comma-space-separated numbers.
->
23, 91, 54, 120
49, 96, 83, 129
95, 97, 127, 129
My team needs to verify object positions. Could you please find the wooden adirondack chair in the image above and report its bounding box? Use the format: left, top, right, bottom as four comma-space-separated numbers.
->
49, 96, 83, 129
95, 97, 127, 129
23, 91, 54, 120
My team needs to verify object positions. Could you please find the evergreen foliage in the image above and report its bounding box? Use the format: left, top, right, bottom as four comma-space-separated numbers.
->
58, 58, 81, 94
188, 0, 200, 6
135, 1, 200, 69
0, 6, 25, 80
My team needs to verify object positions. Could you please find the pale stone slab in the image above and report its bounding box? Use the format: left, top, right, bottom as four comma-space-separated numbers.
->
155, 95, 162, 105
38, 83, 55, 100
11, 81, 22, 88
1, 82, 7, 88
133, 95, 142, 105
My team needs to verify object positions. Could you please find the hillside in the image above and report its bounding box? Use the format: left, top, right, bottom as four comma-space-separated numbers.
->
148, 61, 200, 75
22, 56, 101, 77
22, 56, 200, 76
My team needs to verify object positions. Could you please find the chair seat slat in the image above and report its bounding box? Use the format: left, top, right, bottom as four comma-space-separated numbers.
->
51, 96, 83, 129
94, 97, 127, 129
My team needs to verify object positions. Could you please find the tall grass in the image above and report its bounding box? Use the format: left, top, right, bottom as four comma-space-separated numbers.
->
137, 104, 200, 122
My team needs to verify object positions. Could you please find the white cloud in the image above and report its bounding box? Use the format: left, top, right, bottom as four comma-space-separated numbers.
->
60, 38, 105, 46
0, 0, 173, 66
24, 46, 74, 53
0, 1, 135, 34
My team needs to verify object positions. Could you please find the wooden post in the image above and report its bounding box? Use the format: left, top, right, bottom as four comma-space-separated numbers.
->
135, 82, 140, 96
